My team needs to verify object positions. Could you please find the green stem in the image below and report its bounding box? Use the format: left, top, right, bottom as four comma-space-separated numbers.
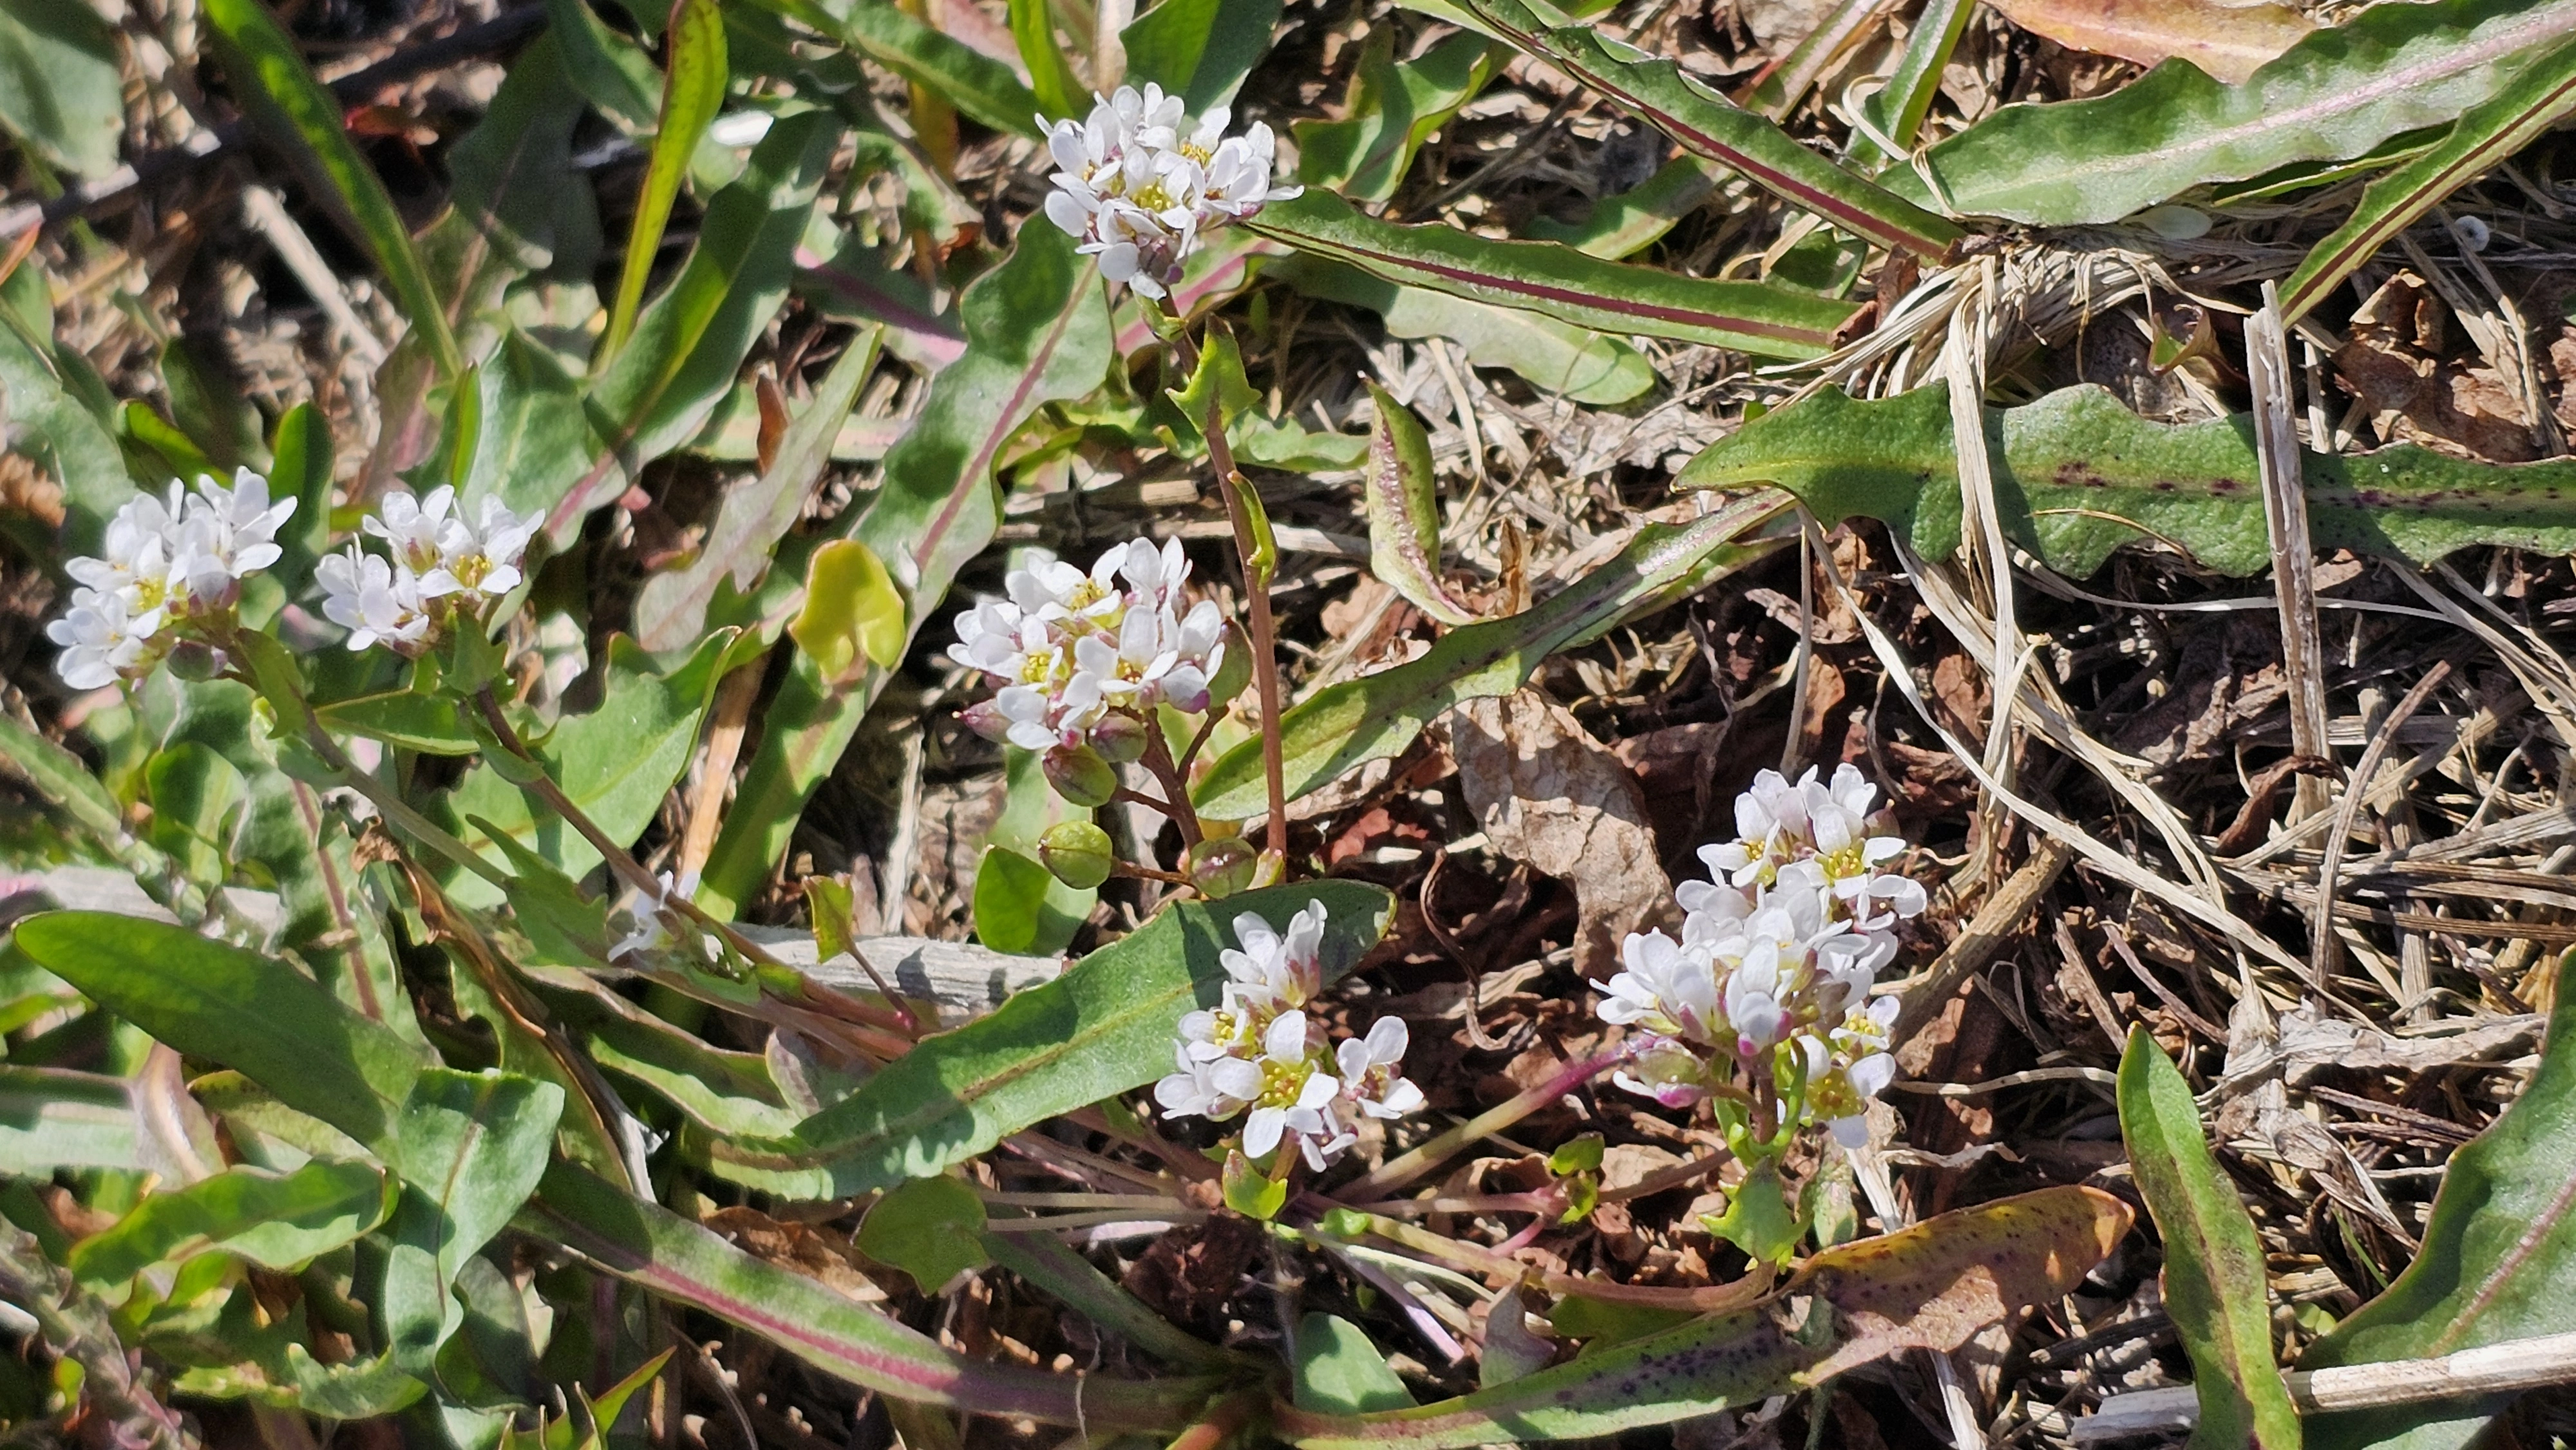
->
1340, 1046, 1633, 1201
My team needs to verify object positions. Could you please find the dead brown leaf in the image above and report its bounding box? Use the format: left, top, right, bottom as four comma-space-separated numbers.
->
1986, 0, 2314, 84
1450, 688, 1676, 979
2335, 272, 2540, 462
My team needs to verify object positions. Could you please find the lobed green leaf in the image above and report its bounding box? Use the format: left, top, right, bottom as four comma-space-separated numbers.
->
1680, 382, 2576, 577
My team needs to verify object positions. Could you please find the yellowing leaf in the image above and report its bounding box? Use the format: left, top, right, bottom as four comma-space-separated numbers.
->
1988, 0, 2316, 84
791, 540, 907, 684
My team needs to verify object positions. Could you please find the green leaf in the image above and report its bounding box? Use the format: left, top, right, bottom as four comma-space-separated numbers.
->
464, 328, 608, 528
697, 221, 1112, 918
1701, 1160, 1804, 1269
971, 846, 1080, 956
12, 913, 428, 1162
0, 1067, 171, 1177
2298, 976, 2576, 1450
159, 336, 264, 472
1294, 31, 1496, 203
144, 741, 249, 887
972, 744, 1099, 956
2281, 35, 2576, 321
1526, 155, 1725, 259
1009, 0, 1085, 121
563, 109, 843, 540
268, 402, 334, 586
1273, 256, 1653, 405
795, 0, 1042, 136
1279, 1187, 2128, 1450
2118, 1028, 2300, 1450
1294, 1314, 1416, 1415
69, 1161, 390, 1290
636, 325, 882, 651
202, 0, 462, 375
1122, 0, 1282, 112
1459, 0, 1961, 258
699, 881, 1392, 1196
0, 711, 134, 855
439, 29, 600, 287
855, 1175, 991, 1292
1913, 0, 2576, 225
547, 0, 663, 131
441, 631, 738, 905
789, 539, 908, 684
0, 263, 132, 553
314, 691, 478, 756
1248, 190, 1859, 359
603, 0, 728, 361
1195, 498, 1785, 820
0, 0, 124, 176
521, 1161, 1219, 1428
379, 1069, 566, 1370
1363, 382, 1475, 626
1677, 382, 2576, 578
1855, 0, 1971, 162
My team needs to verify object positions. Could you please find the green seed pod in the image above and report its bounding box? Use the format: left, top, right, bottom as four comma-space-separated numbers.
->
1204, 623, 1252, 710
1037, 821, 1115, 889
1042, 743, 1119, 807
1187, 836, 1257, 898
1090, 711, 1150, 764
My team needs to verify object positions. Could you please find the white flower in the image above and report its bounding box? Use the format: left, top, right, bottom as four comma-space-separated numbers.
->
1336, 1017, 1423, 1120
171, 469, 295, 609
437, 495, 535, 601
363, 486, 458, 581
1598, 929, 1719, 1043
316, 548, 435, 654
45, 587, 164, 690
1039, 86, 1297, 298
48, 471, 292, 688
1594, 767, 1925, 1140
949, 536, 1226, 759
1221, 900, 1327, 1012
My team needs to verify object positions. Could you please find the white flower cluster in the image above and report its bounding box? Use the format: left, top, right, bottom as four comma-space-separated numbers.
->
48, 471, 296, 690
1040, 84, 1299, 299
317, 485, 533, 655
951, 537, 1226, 753
1597, 765, 1927, 1147
1155, 902, 1424, 1170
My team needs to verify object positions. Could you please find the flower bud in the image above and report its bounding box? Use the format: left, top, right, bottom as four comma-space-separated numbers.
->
1043, 743, 1119, 807
959, 699, 1013, 744
1090, 710, 1149, 764
1037, 821, 1115, 889
1204, 623, 1251, 709
1186, 836, 1257, 898
165, 639, 225, 682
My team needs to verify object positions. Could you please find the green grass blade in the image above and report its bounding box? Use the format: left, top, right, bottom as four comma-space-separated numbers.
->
1915, 0, 2576, 224
2280, 34, 2576, 321
1010, 0, 1086, 120
601, 0, 728, 362
202, 0, 462, 375
1247, 189, 1859, 358
2119, 1028, 2301, 1450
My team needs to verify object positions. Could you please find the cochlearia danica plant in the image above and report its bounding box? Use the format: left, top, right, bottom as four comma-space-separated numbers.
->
17, 0, 2576, 1443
